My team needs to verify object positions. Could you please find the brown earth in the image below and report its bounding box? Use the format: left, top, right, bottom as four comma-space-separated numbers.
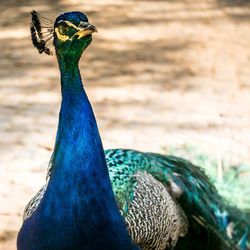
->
0, 0, 250, 249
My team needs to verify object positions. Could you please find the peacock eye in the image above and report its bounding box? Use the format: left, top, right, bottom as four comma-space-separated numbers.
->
58, 24, 69, 35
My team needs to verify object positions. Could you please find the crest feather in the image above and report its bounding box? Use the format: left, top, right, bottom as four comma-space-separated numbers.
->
30, 10, 54, 55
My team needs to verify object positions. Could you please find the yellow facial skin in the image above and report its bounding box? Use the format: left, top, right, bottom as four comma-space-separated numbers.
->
55, 20, 97, 42
55, 28, 70, 42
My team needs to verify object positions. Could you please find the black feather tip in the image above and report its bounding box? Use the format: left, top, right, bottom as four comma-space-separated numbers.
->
30, 10, 53, 55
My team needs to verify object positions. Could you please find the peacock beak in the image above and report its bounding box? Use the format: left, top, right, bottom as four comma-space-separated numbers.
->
75, 22, 97, 39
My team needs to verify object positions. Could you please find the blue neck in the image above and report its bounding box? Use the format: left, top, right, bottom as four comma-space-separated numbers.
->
52, 57, 107, 185
17, 56, 137, 250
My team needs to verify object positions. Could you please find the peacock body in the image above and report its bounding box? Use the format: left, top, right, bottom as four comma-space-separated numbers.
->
23, 148, 249, 249
17, 11, 138, 250
18, 10, 249, 250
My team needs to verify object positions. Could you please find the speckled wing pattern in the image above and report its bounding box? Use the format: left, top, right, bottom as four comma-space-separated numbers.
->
106, 150, 190, 249
23, 184, 47, 220
23, 149, 249, 249
123, 171, 188, 249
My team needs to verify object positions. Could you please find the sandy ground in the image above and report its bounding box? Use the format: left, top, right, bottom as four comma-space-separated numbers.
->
0, 0, 250, 249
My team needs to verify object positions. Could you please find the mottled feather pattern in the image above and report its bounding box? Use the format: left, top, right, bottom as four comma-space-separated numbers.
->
124, 172, 188, 249
23, 185, 47, 221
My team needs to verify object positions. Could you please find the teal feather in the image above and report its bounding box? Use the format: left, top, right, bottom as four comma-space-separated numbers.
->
106, 149, 249, 249
238, 233, 248, 250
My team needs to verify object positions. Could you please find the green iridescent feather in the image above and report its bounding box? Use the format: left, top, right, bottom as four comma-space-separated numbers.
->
106, 149, 249, 249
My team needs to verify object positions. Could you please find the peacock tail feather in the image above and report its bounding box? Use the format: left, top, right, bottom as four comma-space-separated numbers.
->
107, 149, 249, 249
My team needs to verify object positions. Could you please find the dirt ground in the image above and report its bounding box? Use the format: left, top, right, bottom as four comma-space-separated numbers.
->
0, 0, 250, 249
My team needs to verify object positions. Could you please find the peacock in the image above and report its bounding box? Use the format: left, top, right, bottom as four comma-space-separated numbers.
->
17, 11, 249, 250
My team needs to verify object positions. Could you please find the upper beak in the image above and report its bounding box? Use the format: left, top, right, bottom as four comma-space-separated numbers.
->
82, 23, 97, 33
76, 22, 97, 39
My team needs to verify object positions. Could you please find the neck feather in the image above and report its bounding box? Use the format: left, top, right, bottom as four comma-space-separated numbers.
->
48, 57, 117, 216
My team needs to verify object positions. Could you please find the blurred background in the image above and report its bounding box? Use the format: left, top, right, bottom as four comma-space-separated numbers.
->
0, 0, 250, 249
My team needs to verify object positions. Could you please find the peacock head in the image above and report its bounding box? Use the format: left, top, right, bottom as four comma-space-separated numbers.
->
30, 11, 97, 63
